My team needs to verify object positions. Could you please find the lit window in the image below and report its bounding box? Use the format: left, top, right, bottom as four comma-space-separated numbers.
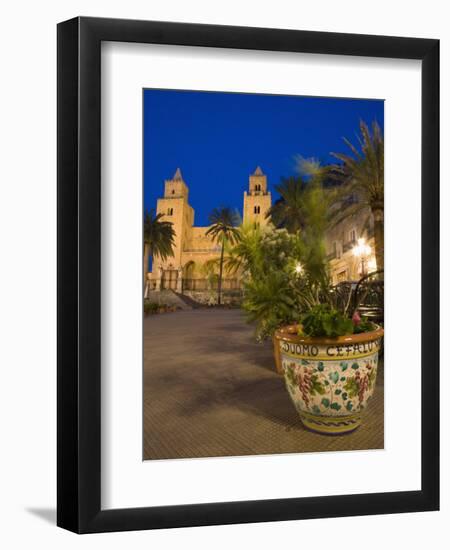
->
349, 229, 356, 243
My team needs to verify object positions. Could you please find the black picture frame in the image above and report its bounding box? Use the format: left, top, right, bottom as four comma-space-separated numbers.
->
57, 16, 439, 533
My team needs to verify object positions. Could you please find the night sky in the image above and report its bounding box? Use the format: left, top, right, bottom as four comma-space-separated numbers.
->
143, 89, 384, 226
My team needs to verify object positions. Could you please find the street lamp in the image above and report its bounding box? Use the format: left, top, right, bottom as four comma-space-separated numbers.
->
294, 262, 303, 275
352, 237, 372, 277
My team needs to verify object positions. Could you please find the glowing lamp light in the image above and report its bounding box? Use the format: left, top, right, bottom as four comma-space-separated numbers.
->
352, 237, 372, 258
294, 262, 303, 275
352, 238, 373, 277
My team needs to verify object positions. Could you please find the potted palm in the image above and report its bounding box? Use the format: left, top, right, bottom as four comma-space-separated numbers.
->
275, 305, 383, 434
235, 154, 383, 434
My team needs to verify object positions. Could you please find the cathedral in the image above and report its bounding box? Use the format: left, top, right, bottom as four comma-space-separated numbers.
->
147, 166, 272, 293
146, 165, 377, 296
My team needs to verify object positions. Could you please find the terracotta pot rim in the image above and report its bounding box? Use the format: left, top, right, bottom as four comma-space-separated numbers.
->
274, 323, 384, 345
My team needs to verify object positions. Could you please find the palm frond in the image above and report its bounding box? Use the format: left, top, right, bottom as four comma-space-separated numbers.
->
329, 119, 384, 212
143, 208, 176, 261
205, 206, 241, 245
266, 176, 308, 233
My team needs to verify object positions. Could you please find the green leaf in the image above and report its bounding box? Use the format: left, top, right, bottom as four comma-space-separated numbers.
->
342, 392, 348, 400
346, 401, 353, 411
310, 374, 326, 395
344, 378, 359, 398
340, 376, 346, 382
340, 362, 348, 371
317, 362, 324, 372
301, 305, 356, 338
312, 405, 321, 414
334, 389, 342, 395
330, 402, 342, 411
321, 398, 330, 408
329, 371, 339, 384
351, 362, 359, 370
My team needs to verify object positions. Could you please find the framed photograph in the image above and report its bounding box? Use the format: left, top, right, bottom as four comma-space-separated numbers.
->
57, 17, 439, 533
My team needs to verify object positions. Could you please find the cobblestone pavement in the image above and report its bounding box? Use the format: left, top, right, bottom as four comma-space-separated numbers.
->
143, 309, 384, 460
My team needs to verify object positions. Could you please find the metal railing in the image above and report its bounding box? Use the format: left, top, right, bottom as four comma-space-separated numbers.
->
182, 278, 242, 291
352, 270, 384, 324
331, 270, 384, 324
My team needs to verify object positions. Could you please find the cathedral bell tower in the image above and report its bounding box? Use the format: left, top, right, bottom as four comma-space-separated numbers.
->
243, 166, 272, 226
153, 168, 194, 291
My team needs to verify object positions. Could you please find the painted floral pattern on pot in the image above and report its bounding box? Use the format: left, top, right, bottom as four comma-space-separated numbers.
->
276, 326, 383, 434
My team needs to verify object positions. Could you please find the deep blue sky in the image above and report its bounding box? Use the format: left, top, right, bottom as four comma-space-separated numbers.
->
143, 89, 384, 226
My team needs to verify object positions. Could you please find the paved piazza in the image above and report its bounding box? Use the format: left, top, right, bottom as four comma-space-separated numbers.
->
143, 309, 384, 460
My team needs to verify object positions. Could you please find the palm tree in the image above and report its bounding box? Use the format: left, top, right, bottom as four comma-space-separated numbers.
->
143, 209, 176, 290
205, 207, 240, 304
330, 120, 384, 271
265, 176, 308, 233
223, 222, 265, 277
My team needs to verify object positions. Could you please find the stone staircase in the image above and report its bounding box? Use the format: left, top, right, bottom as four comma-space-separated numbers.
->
146, 290, 193, 311
173, 292, 204, 309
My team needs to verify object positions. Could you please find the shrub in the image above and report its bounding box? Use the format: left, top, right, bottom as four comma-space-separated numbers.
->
231, 164, 376, 340
144, 301, 159, 315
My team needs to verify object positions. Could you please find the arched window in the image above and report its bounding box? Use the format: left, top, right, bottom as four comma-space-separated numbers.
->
171, 189, 175, 195
255, 184, 261, 191
168, 208, 173, 216
254, 205, 260, 214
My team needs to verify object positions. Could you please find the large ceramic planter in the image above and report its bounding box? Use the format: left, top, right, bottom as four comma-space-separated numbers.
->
272, 334, 283, 375
274, 324, 384, 434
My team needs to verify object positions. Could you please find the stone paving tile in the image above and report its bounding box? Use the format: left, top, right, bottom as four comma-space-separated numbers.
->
143, 309, 384, 460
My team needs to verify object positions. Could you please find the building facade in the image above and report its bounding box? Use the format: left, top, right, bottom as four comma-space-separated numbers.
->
147, 167, 272, 294
325, 203, 377, 285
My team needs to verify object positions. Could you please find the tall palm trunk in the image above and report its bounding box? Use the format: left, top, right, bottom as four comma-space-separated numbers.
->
372, 207, 384, 272
143, 242, 150, 292
217, 240, 225, 305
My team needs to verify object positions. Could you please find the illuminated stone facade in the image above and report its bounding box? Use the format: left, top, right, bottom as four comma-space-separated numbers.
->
325, 204, 377, 285
147, 167, 272, 293
146, 166, 376, 294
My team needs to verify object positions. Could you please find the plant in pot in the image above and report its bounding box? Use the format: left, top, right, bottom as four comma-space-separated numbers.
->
225, 221, 304, 343
237, 163, 383, 435
277, 302, 383, 435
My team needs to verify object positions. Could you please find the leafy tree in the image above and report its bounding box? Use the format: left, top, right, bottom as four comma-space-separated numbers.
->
230, 170, 333, 340
267, 161, 340, 234
205, 207, 240, 304
243, 269, 297, 340
143, 209, 175, 289
330, 120, 384, 270
223, 222, 266, 277
265, 176, 308, 233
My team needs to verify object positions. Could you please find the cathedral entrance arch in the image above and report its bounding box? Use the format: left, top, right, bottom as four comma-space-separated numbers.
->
183, 261, 196, 290
161, 267, 178, 290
